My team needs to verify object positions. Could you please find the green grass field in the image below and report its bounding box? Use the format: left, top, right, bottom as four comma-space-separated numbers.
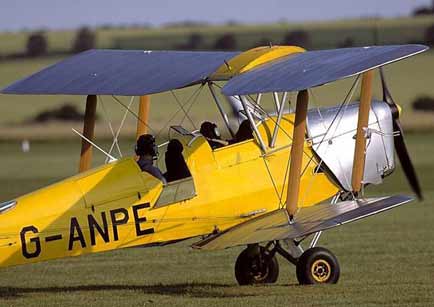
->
0, 133, 433, 306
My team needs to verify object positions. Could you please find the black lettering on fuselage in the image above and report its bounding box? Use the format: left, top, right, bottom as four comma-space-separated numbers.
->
20, 226, 41, 259
19, 206, 154, 256
45, 234, 62, 242
88, 212, 109, 246
109, 208, 129, 241
132, 203, 154, 236
68, 217, 86, 250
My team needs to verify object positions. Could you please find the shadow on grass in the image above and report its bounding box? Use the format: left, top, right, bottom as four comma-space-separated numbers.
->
0, 282, 284, 299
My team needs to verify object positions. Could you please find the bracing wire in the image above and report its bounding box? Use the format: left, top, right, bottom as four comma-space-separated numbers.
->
179, 87, 203, 127
107, 96, 135, 159
300, 76, 361, 178
170, 90, 197, 130
206, 83, 291, 205
278, 150, 292, 209
99, 95, 122, 158
112, 95, 156, 135
212, 83, 296, 143
298, 76, 361, 203
156, 84, 204, 138
262, 157, 284, 209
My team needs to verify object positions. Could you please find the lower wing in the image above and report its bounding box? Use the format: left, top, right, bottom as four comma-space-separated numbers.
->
192, 195, 413, 250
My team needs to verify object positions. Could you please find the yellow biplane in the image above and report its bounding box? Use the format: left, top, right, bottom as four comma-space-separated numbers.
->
0, 44, 427, 285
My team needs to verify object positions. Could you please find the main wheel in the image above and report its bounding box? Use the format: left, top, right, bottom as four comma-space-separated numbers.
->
235, 246, 279, 285
296, 247, 340, 285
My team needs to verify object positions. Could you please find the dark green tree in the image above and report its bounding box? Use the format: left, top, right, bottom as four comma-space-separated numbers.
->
72, 27, 96, 53
26, 32, 47, 57
214, 33, 237, 50
281, 30, 311, 48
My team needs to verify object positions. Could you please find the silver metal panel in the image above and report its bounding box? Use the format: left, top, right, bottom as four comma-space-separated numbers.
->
2, 50, 239, 96
154, 177, 196, 208
306, 101, 395, 191
222, 45, 428, 96
193, 195, 413, 250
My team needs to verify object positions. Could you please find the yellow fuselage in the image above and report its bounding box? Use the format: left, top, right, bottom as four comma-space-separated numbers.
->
0, 114, 339, 267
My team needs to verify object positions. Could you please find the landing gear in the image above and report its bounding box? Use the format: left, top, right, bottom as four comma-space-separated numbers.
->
235, 245, 279, 285
234, 238, 340, 285
296, 247, 340, 284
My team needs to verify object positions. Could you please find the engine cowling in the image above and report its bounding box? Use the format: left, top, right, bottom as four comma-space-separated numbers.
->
306, 101, 395, 191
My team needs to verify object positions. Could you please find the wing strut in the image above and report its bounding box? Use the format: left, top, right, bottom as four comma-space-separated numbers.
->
285, 89, 309, 218
136, 95, 151, 139
351, 70, 374, 192
79, 95, 97, 172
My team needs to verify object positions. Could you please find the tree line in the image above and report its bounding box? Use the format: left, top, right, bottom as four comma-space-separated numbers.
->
8, 16, 434, 59
26, 27, 96, 57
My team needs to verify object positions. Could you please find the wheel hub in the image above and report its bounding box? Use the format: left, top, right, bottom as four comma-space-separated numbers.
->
250, 258, 269, 281
311, 259, 331, 282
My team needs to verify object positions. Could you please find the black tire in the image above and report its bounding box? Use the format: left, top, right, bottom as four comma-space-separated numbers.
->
235, 246, 279, 285
296, 247, 340, 285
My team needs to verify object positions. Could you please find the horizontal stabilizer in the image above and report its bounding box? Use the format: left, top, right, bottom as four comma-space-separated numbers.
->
1, 50, 239, 96
193, 195, 413, 250
222, 45, 428, 95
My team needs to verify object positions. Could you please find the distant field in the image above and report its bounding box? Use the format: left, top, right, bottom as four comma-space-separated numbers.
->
0, 133, 433, 306
0, 16, 433, 55
0, 49, 434, 140
114, 16, 434, 51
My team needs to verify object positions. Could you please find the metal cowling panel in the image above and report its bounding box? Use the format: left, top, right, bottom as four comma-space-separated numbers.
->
306, 100, 395, 191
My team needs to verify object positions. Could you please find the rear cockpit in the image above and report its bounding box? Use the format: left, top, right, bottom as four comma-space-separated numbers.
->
152, 126, 200, 208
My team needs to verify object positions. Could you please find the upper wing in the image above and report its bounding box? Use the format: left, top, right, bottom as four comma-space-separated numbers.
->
2, 45, 427, 97
192, 195, 413, 250
1, 50, 240, 96
222, 44, 428, 96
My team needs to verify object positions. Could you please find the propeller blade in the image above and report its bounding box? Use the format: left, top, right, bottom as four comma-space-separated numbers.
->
393, 119, 423, 200
379, 67, 399, 117
379, 67, 423, 200
379, 67, 389, 103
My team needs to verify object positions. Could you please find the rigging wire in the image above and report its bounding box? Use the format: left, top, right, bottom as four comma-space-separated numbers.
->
112, 95, 156, 135
179, 87, 203, 128
212, 83, 296, 143
300, 76, 360, 178
243, 92, 295, 207
107, 96, 135, 160
299, 76, 361, 203
211, 85, 297, 208
99, 95, 123, 158
199, 83, 292, 207
278, 150, 292, 209
155, 84, 204, 138
170, 90, 197, 130
262, 157, 283, 208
